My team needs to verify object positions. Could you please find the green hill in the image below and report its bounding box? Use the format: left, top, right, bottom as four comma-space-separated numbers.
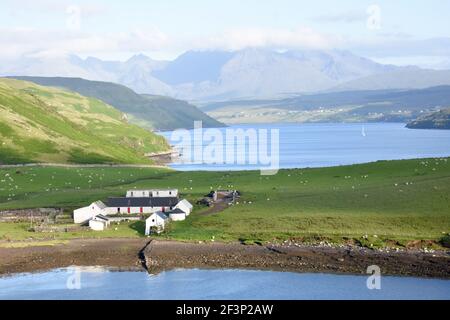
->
10, 76, 225, 131
407, 108, 450, 129
0, 78, 169, 164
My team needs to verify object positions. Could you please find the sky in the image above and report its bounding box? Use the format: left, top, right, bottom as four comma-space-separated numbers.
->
1, 0, 450, 67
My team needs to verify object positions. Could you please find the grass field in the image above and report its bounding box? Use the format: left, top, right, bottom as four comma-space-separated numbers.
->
0, 78, 169, 164
0, 158, 449, 247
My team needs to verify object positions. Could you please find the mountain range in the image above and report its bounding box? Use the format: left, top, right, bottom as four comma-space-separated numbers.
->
3, 49, 450, 101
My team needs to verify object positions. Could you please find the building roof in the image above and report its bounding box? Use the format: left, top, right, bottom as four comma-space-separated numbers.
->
147, 211, 168, 221
107, 197, 179, 207
93, 214, 109, 221
176, 199, 193, 209
167, 208, 186, 214
93, 201, 107, 209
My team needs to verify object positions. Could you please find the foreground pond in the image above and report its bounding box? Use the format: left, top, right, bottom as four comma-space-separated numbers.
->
1, 268, 449, 300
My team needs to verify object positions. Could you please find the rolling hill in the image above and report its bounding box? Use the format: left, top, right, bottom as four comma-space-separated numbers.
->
9, 76, 225, 131
407, 108, 450, 129
202, 86, 450, 124
0, 78, 169, 164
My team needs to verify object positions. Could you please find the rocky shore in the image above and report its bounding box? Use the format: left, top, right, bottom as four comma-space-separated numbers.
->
0, 238, 449, 279
144, 240, 450, 278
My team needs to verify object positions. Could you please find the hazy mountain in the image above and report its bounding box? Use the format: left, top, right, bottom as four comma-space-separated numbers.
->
10, 76, 225, 131
0, 53, 172, 96
332, 67, 450, 92
2, 49, 450, 101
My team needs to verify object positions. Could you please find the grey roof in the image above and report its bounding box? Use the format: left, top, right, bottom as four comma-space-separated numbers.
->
107, 197, 179, 207
167, 208, 186, 214
93, 214, 110, 221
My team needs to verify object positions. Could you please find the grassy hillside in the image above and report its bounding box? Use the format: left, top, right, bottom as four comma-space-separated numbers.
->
10, 76, 225, 131
0, 158, 449, 248
203, 86, 450, 124
407, 108, 450, 130
0, 78, 169, 164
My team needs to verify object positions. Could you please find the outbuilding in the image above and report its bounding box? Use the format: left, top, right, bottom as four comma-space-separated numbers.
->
145, 212, 169, 235
89, 214, 110, 231
175, 199, 193, 215
167, 208, 187, 221
73, 201, 107, 224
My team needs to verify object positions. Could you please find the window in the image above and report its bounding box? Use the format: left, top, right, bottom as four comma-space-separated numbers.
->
169, 191, 172, 195
131, 192, 133, 197
117, 208, 120, 213
152, 219, 155, 223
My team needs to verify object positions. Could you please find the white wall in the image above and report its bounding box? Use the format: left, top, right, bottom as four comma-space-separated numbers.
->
126, 189, 178, 198
89, 220, 105, 231
107, 206, 172, 215
145, 213, 168, 235
169, 213, 186, 221
175, 200, 193, 215
74, 205, 102, 224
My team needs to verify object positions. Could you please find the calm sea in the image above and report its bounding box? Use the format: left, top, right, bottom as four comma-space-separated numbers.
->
160, 123, 450, 171
0, 268, 449, 300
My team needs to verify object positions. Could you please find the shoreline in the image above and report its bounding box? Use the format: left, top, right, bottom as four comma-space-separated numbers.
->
1, 238, 448, 279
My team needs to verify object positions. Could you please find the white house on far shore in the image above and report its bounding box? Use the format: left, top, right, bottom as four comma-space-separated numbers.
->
73, 201, 107, 224
145, 212, 169, 235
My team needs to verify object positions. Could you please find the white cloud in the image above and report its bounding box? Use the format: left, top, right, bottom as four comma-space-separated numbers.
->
0, 27, 170, 60
191, 26, 343, 51
314, 11, 366, 23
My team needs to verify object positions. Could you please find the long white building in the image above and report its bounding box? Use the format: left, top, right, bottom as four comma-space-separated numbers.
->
126, 189, 178, 198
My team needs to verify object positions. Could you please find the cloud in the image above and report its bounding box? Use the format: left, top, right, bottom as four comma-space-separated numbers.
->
4, 0, 107, 17
0, 27, 170, 60
314, 11, 366, 23
191, 26, 343, 51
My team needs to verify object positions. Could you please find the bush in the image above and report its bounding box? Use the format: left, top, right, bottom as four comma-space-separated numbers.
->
440, 234, 450, 248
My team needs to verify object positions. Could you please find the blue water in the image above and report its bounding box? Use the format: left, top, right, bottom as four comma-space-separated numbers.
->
0, 268, 449, 300
160, 123, 450, 171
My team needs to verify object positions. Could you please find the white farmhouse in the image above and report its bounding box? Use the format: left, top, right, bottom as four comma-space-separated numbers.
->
106, 197, 180, 215
126, 189, 178, 198
73, 201, 107, 224
89, 214, 110, 231
145, 212, 169, 235
175, 199, 193, 215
